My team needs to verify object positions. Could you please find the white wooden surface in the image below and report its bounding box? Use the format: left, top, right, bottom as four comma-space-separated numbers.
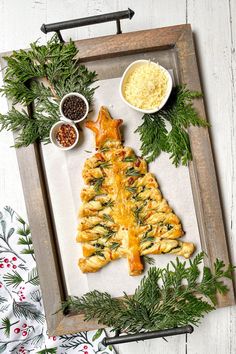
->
0, 0, 235, 353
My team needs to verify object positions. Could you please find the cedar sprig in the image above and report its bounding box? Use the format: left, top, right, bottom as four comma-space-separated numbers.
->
0, 35, 97, 147
135, 85, 210, 166
61, 252, 234, 333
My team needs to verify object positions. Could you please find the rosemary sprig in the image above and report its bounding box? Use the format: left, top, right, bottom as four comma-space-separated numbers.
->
103, 214, 114, 223
97, 161, 112, 169
109, 242, 120, 251
135, 85, 209, 166
102, 199, 114, 209
61, 253, 234, 333
133, 205, 145, 225
126, 186, 138, 194
123, 156, 137, 162
126, 167, 143, 177
90, 177, 104, 193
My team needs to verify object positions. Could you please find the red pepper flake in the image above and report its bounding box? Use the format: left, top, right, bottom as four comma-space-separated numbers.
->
95, 153, 105, 161
128, 177, 134, 185
56, 124, 76, 148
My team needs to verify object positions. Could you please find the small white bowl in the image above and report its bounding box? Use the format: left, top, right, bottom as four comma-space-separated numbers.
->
59, 92, 89, 123
50, 121, 79, 151
119, 59, 173, 114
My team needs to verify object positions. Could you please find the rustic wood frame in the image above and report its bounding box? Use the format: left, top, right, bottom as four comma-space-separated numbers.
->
0, 24, 234, 336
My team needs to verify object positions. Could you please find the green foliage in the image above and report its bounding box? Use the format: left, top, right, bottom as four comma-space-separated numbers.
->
30, 289, 42, 304
142, 255, 155, 265
59, 332, 91, 349
13, 300, 45, 323
0, 296, 7, 305
3, 271, 24, 288
92, 328, 103, 341
0, 343, 7, 353
61, 252, 234, 333
0, 35, 97, 147
26, 267, 40, 286
17, 218, 34, 260
37, 348, 57, 354
135, 86, 210, 166
1, 317, 11, 337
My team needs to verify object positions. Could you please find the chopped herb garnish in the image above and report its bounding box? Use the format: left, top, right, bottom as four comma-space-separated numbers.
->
126, 167, 143, 177
100, 147, 109, 153
109, 242, 120, 251
90, 177, 104, 193
141, 236, 155, 244
103, 214, 114, 223
85, 150, 92, 153
102, 199, 114, 208
123, 156, 137, 162
97, 161, 112, 169
133, 205, 145, 225
103, 230, 116, 241
94, 251, 106, 259
126, 186, 138, 194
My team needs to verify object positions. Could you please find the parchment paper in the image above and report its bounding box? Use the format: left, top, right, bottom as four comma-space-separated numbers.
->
41, 77, 202, 297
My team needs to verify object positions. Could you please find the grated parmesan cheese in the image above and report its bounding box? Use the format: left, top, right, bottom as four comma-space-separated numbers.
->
123, 62, 168, 110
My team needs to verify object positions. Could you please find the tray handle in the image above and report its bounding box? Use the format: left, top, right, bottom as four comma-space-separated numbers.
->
40, 8, 135, 42
102, 325, 194, 346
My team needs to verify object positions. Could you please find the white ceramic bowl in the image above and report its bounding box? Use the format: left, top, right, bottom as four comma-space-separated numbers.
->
50, 121, 79, 151
59, 92, 89, 123
119, 59, 173, 114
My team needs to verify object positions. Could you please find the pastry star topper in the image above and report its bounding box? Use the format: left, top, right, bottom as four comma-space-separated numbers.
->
85, 106, 123, 148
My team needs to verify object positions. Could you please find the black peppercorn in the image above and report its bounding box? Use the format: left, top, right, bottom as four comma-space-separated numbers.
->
62, 95, 87, 121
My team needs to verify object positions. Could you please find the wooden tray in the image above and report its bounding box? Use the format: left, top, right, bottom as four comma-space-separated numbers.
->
1, 24, 234, 336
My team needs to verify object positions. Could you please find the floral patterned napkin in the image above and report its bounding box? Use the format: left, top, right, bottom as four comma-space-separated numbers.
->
0, 206, 115, 354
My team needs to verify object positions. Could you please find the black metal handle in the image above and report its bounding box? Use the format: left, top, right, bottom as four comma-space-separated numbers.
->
102, 325, 194, 346
40, 8, 135, 42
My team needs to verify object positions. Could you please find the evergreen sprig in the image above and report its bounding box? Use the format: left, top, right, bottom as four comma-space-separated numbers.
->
135, 86, 210, 166
61, 253, 234, 333
13, 300, 45, 324
3, 271, 24, 288
26, 267, 40, 286
0, 317, 19, 337
17, 215, 35, 260
0, 35, 97, 147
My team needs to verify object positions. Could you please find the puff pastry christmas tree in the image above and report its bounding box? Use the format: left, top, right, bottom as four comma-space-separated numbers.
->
77, 107, 195, 275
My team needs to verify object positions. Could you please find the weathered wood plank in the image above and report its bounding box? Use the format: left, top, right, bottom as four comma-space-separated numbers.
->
176, 24, 234, 307
186, 0, 236, 352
